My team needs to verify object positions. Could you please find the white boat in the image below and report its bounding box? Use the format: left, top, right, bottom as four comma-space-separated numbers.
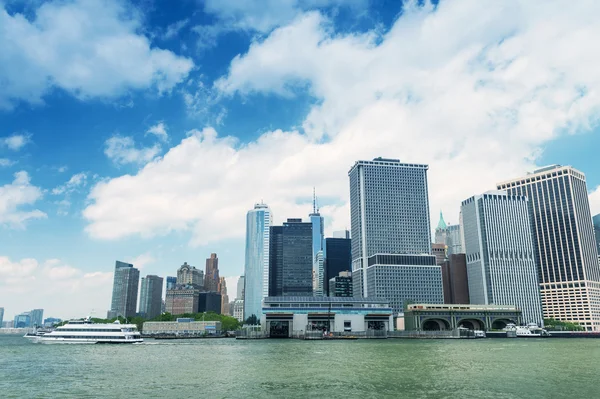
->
32, 318, 143, 344
504, 323, 550, 338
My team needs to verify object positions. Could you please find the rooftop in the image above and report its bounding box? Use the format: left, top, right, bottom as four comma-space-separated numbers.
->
264, 296, 389, 304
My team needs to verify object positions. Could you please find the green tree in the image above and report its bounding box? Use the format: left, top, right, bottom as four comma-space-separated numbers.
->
544, 318, 585, 331
245, 314, 259, 325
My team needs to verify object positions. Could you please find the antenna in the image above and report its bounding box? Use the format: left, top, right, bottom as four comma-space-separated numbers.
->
312, 187, 316, 214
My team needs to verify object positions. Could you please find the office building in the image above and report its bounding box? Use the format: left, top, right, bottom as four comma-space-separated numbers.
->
324, 237, 351, 295
233, 299, 244, 322
43, 318, 61, 327
199, 292, 222, 314
498, 165, 600, 330
2, 321, 14, 328
446, 224, 463, 255
0, 307, 3, 327
166, 276, 177, 291
461, 191, 544, 325
243, 203, 272, 319
165, 287, 200, 316
441, 254, 470, 304
177, 262, 203, 288
434, 211, 447, 245
328, 271, 353, 297
219, 277, 229, 315
139, 275, 164, 319
593, 214, 600, 255
432, 243, 446, 265
108, 261, 140, 319
310, 190, 325, 296
29, 309, 43, 328
204, 253, 220, 292
269, 219, 313, 297
349, 157, 443, 313
14, 313, 31, 328
143, 320, 222, 336
237, 276, 245, 300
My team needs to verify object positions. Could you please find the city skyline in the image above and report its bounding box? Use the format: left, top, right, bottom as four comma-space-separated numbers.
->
2, 0, 600, 321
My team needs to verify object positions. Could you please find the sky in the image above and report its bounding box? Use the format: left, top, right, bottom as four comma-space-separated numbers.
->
1, 0, 600, 320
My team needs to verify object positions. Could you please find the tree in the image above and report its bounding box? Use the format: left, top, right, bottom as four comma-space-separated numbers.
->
245, 314, 259, 325
544, 318, 585, 331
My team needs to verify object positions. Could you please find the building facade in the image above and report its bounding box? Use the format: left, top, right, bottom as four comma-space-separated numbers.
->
434, 211, 447, 245
166, 276, 177, 291
310, 191, 325, 296
29, 309, 43, 328
237, 275, 245, 300
593, 214, 600, 255
324, 237, 351, 295
143, 320, 222, 336
233, 299, 244, 322
199, 292, 222, 314
14, 313, 31, 328
177, 263, 203, 288
139, 275, 164, 319
243, 203, 272, 320
108, 261, 140, 319
446, 224, 464, 255
348, 157, 442, 313
441, 254, 470, 304
498, 165, 600, 330
328, 271, 353, 297
461, 191, 544, 326
204, 253, 220, 292
219, 277, 229, 315
165, 287, 200, 315
432, 243, 446, 265
403, 304, 522, 331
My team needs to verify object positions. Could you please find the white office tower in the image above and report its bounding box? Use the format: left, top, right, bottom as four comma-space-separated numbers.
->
310, 189, 325, 296
349, 157, 443, 314
498, 165, 600, 331
243, 203, 272, 320
461, 191, 544, 326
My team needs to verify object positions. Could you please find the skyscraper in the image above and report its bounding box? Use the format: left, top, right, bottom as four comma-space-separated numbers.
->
14, 313, 31, 328
219, 277, 229, 315
139, 275, 164, 319
498, 165, 600, 331
349, 157, 442, 313
593, 214, 600, 255
461, 191, 543, 325
237, 275, 245, 300
310, 189, 325, 296
324, 237, 351, 295
440, 254, 470, 304
166, 276, 177, 291
177, 262, 203, 288
434, 211, 447, 245
446, 224, 464, 255
269, 218, 313, 296
243, 203, 272, 320
204, 253, 220, 292
328, 271, 353, 297
108, 261, 140, 319
29, 309, 44, 328
0, 307, 4, 328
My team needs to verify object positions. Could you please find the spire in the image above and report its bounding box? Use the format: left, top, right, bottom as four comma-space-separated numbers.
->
437, 211, 447, 230
312, 187, 316, 214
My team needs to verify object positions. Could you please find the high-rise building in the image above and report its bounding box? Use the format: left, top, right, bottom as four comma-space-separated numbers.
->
204, 253, 220, 292
432, 243, 446, 265
434, 211, 447, 245
219, 277, 229, 315
461, 191, 544, 326
199, 292, 222, 314
310, 189, 325, 296
165, 287, 200, 315
233, 299, 244, 322
0, 307, 4, 327
237, 276, 245, 300
446, 224, 464, 255
166, 276, 177, 291
43, 318, 61, 327
349, 157, 443, 313
324, 237, 351, 295
440, 254, 470, 304
177, 262, 203, 288
593, 214, 600, 255
333, 230, 350, 239
29, 309, 43, 328
328, 271, 353, 297
14, 313, 31, 328
108, 261, 140, 319
269, 218, 313, 296
498, 165, 600, 331
139, 275, 164, 319
243, 203, 272, 320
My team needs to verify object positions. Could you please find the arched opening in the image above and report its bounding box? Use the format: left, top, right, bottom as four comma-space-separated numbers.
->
458, 319, 485, 330
422, 318, 450, 331
492, 319, 514, 330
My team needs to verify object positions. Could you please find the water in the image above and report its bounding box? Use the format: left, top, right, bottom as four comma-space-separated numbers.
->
1, 335, 599, 398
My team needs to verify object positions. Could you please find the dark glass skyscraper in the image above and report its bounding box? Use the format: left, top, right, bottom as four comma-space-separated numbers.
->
593, 214, 600, 255
204, 253, 220, 292
166, 276, 177, 291
108, 261, 140, 319
324, 237, 351, 295
139, 275, 163, 319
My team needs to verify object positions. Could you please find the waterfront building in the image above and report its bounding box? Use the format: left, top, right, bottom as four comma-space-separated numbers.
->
204, 253, 220, 292
237, 275, 245, 300
323, 237, 351, 295
461, 191, 544, 326
434, 211, 447, 245
328, 271, 353, 297
446, 224, 463, 255
497, 165, 600, 331
165, 286, 200, 315
143, 320, 222, 336
2, 320, 14, 328
108, 261, 139, 319
432, 243, 446, 265
219, 277, 230, 315
349, 157, 442, 313
0, 307, 3, 327
177, 262, 203, 288
310, 190, 325, 296
43, 318, 62, 327
233, 299, 244, 322
593, 214, 600, 255
14, 313, 31, 328
139, 275, 164, 319
166, 276, 177, 291
199, 292, 222, 314
440, 254, 470, 304
402, 304, 522, 331
261, 296, 393, 337
29, 309, 43, 328
244, 203, 272, 320
269, 218, 313, 297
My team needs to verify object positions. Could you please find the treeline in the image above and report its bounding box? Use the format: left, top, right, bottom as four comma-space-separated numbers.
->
543, 318, 584, 331
87, 312, 241, 332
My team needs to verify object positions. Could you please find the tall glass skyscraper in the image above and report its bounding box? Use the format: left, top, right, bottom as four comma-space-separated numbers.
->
461, 191, 543, 325
498, 165, 600, 331
139, 275, 164, 319
108, 261, 140, 319
29, 309, 44, 328
593, 214, 600, 255
349, 157, 442, 313
310, 190, 325, 296
244, 203, 272, 319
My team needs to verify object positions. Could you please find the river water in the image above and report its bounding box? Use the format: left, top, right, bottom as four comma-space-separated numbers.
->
1, 335, 599, 398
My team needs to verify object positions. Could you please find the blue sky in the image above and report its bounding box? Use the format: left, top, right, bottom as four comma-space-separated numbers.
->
1, 0, 600, 320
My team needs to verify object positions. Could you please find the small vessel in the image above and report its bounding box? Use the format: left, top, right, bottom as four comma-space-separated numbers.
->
24, 329, 50, 338
31, 318, 143, 344
504, 323, 550, 338
473, 330, 486, 338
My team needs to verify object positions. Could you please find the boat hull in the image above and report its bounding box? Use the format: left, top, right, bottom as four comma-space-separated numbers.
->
36, 338, 143, 344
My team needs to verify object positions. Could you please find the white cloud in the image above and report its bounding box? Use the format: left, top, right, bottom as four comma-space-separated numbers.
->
163, 18, 189, 40
0, 256, 113, 320
126, 252, 155, 270
56, 165, 68, 173
590, 186, 600, 217
0, 158, 15, 167
84, 1, 600, 245
146, 122, 168, 142
104, 136, 161, 166
0, 0, 194, 109
0, 171, 46, 228
1, 134, 31, 151
52, 172, 87, 195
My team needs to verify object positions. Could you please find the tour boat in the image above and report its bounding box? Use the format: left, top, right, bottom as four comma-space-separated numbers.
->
504, 323, 550, 338
31, 318, 143, 344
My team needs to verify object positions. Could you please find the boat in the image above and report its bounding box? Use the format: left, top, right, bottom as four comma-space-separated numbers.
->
473, 330, 486, 338
23, 329, 51, 338
504, 323, 550, 338
31, 318, 143, 344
